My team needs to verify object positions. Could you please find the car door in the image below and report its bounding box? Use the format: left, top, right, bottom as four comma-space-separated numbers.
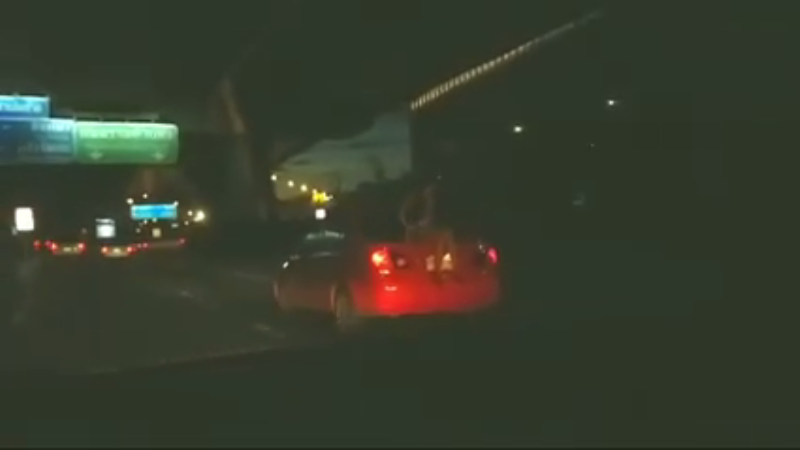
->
277, 240, 315, 309
299, 231, 347, 311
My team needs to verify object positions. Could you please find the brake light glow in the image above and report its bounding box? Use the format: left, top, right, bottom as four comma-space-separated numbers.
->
101, 247, 109, 254
49, 242, 58, 251
371, 248, 393, 275
33, 240, 41, 249
487, 247, 498, 264
127, 246, 134, 252
77, 243, 85, 252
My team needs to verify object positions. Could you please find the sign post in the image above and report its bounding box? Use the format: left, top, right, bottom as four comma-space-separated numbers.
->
14, 207, 35, 259
75, 122, 179, 164
131, 203, 179, 221
0, 95, 50, 119
95, 218, 116, 239
0, 118, 76, 165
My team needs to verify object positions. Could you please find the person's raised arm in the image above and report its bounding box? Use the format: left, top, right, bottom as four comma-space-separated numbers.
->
399, 192, 415, 228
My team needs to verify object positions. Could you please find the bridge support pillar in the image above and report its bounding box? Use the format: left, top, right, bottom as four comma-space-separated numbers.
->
218, 77, 268, 222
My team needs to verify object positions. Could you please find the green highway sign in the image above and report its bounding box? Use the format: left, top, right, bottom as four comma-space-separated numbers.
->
75, 122, 179, 164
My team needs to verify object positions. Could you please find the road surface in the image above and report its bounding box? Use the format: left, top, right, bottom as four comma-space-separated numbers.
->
0, 249, 325, 374
0, 237, 723, 376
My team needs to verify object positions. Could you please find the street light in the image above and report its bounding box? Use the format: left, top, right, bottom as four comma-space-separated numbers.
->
193, 210, 207, 223
300, 184, 308, 192
513, 125, 524, 133
271, 174, 277, 181
142, 193, 149, 199
287, 180, 295, 188
126, 198, 133, 205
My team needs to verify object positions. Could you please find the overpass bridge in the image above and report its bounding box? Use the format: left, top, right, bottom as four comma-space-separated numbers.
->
121, 3, 604, 223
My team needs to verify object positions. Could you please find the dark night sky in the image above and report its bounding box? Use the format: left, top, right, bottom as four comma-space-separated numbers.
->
0, 1, 603, 216
0, 1, 794, 225
0, 1, 603, 119
0, 1, 792, 125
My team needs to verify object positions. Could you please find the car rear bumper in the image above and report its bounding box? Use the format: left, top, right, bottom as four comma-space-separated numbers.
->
102, 252, 132, 258
356, 277, 500, 317
49, 250, 84, 256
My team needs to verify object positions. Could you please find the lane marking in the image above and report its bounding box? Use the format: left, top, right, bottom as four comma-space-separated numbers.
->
253, 323, 286, 339
225, 270, 273, 283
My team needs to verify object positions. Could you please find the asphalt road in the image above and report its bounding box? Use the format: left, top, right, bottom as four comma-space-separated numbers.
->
0, 237, 724, 375
5, 239, 800, 446
0, 249, 329, 374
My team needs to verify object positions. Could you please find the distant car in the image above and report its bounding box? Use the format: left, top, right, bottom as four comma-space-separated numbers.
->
38, 235, 87, 256
99, 239, 139, 258
145, 237, 186, 250
273, 227, 500, 332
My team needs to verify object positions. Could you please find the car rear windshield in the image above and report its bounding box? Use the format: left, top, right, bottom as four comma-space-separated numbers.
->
358, 216, 406, 242
331, 197, 407, 243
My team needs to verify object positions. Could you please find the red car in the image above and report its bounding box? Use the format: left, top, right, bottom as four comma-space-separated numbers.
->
35, 234, 87, 256
273, 229, 500, 331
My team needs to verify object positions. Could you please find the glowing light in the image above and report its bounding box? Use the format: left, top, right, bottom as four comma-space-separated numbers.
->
14, 207, 34, 232
409, 11, 603, 111
312, 191, 332, 204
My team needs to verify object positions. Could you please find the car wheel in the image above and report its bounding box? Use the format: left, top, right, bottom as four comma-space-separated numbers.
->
333, 288, 362, 333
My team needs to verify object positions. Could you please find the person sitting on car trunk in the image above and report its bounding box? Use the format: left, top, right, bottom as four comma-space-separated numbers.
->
399, 177, 457, 276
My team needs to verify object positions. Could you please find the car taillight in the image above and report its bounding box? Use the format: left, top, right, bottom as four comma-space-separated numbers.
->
178, 238, 186, 245
127, 246, 134, 252
101, 247, 109, 254
33, 240, 41, 249
371, 248, 408, 275
371, 248, 394, 275
77, 243, 86, 251
476, 244, 498, 266
49, 243, 58, 251
486, 247, 498, 264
